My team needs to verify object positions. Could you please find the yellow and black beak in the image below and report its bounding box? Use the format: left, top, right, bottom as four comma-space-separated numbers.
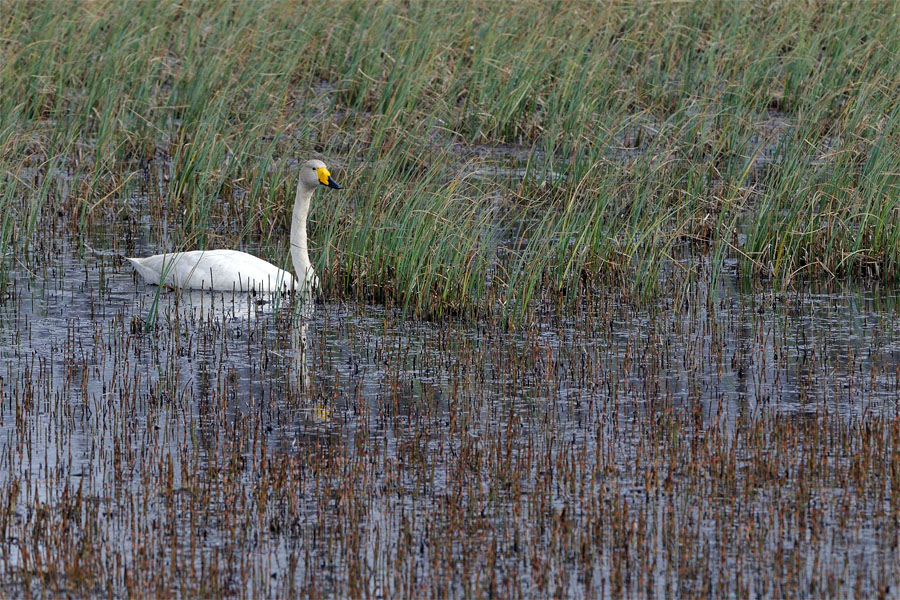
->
316, 168, 342, 189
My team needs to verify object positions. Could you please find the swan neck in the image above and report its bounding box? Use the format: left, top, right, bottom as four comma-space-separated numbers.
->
291, 184, 314, 279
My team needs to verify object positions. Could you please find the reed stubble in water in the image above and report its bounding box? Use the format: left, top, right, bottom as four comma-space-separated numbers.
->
2, 261, 900, 596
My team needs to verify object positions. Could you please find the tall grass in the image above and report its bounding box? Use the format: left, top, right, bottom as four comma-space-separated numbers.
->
2, 1, 900, 319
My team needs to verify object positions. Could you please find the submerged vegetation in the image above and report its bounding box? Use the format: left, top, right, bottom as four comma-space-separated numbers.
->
2, 0, 900, 318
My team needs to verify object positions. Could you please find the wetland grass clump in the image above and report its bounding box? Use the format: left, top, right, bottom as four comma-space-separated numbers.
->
0, 2, 898, 317
3, 1, 900, 318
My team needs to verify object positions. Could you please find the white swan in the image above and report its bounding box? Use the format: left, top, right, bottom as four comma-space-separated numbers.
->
127, 159, 341, 293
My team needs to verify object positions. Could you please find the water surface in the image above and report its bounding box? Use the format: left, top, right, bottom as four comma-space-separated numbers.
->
0, 240, 898, 598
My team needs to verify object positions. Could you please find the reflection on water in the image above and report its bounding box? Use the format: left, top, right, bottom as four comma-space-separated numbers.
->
0, 244, 899, 597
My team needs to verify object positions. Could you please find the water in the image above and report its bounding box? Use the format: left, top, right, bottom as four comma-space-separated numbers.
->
0, 238, 898, 597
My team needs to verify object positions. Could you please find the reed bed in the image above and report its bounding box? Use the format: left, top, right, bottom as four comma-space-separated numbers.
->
2, 0, 900, 318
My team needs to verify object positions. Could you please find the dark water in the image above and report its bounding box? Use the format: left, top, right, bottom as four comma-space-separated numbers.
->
0, 239, 898, 598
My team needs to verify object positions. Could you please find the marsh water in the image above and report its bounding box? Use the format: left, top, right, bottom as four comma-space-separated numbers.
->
0, 234, 898, 598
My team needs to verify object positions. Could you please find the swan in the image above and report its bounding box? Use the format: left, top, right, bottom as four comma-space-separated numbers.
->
127, 159, 341, 293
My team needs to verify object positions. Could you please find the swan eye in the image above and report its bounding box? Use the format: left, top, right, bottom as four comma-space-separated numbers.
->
316, 168, 331, 186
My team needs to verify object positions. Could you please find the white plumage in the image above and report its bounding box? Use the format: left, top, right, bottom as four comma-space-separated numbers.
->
127, 159, 341, 294
126, 249, 297, 292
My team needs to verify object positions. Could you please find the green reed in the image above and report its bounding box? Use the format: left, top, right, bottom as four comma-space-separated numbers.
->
1, 0, 900, 319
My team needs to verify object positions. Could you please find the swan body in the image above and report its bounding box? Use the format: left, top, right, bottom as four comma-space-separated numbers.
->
128, 159, 340, 294
126, 250, 298, 292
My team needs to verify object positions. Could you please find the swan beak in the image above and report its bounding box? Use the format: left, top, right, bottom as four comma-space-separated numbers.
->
317, 167, 342, 189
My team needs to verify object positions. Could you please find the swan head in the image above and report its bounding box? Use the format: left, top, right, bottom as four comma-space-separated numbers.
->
300, 159, 342, 191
